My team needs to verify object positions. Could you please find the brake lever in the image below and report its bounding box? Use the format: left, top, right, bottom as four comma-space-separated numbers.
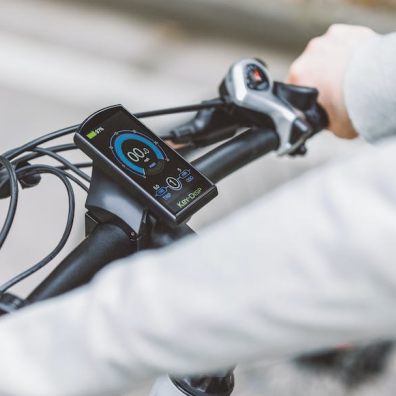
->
272, 81, 329, 156
304, 103, 329, 135
220, 58, 329, 157
167, 59, 329, 155
167, 103, 241, 147
273, 81, 329, 135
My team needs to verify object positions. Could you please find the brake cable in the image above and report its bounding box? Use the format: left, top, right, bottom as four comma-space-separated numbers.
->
0, 165, 75, 293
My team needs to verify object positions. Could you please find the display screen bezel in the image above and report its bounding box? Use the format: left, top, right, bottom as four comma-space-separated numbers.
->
75, 105, 217, 224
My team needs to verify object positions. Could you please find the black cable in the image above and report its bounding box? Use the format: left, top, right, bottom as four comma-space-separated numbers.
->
0, 166, 75, 293
2, 100, 225, 161
17, 164, 89, 193
4, 125, 79, 161
32, 147, 91, 182
7, 144, 90, 190
57, 162, 92, 171
134, 99, 225, 118
11, 144, 90, 188
0, 156, 18, 249
13, 143, 77, 166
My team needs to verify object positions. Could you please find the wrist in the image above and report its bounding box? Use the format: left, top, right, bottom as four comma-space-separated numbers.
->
343, 33, 385, 142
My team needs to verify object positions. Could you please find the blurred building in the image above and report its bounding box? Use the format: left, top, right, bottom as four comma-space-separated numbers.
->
69, 0, 396, 49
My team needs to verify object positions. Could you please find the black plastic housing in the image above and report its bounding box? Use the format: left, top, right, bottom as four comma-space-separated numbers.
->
75, 105, 218, 225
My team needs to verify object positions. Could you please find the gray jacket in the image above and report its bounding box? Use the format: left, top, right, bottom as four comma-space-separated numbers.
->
345, 33, 396, 141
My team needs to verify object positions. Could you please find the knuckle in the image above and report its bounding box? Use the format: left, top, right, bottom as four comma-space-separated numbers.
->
358, 25, 375, 35
307, 37, 322, 49
326, 23, 372, 36
288, 60, 303, 82
327, 24, 344, 35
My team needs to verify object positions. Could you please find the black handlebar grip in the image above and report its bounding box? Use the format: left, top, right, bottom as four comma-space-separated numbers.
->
28, 223, 135, 303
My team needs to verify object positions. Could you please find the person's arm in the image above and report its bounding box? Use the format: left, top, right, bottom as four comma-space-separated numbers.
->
1, 140, 396, 396
344, 32, 396, 142
287, 24, 396, 141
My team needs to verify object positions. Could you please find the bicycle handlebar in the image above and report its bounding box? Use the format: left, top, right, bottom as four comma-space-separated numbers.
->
193, 127, 279, 183
28, 223, 135, 302
26, 127, 280, 303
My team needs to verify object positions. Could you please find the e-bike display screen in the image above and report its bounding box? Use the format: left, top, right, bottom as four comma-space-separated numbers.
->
75, 105, 217, 224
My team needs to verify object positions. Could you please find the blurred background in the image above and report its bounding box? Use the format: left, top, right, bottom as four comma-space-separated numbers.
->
0, 0, 394, 395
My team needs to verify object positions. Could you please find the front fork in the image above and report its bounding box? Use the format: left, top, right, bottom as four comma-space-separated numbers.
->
150, 371, 235, 396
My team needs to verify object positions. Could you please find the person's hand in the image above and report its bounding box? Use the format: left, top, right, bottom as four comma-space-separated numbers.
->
287, 24, 377, 139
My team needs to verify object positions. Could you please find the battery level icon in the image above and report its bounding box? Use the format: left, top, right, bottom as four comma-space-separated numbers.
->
86, 131, 97, 140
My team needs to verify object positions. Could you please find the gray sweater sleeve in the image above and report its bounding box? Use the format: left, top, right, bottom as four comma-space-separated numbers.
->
1, 139, 396, 396
344, 32, 396, 142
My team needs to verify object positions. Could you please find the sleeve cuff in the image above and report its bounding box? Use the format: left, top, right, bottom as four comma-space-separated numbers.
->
344, 33, 396, 142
